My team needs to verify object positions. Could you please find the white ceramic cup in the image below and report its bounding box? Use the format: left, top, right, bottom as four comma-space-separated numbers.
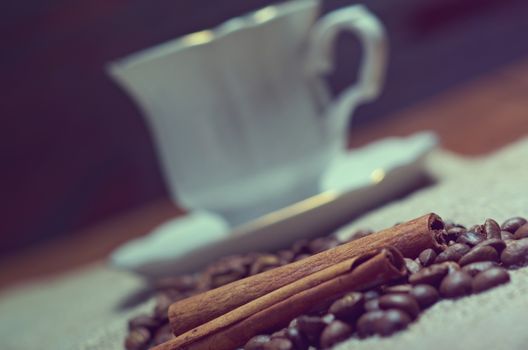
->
108, 0, 387, 226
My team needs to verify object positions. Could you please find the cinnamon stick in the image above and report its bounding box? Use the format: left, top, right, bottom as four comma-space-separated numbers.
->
155, 247, 406, 350
169, 213, 444, 336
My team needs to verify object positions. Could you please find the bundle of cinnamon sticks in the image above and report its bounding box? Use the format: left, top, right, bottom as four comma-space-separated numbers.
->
153, 213, 445, 350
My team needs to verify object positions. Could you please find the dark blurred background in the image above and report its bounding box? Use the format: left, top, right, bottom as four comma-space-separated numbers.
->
2, 0, 528, 255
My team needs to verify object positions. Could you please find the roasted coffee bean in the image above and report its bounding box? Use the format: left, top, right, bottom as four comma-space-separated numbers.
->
319, 321, 354, 349
513, 223, 528, 240
356, 310, 385, 338
461, 261, 499, 276
128, 314, 161, 331
151, 323, 174, 346
447, 226, 467, 236
443, 220, 456, 230
270, 329, 288, 339
124, 327, 151, 350
456, 231, 485, 247
154, 275, 197, 292
249, 255, 281, 275
203, 256, 249, 288
374, 309, 412, 336
458, 245, 499, 266
211, 269, 247, 287
363, 290, 380, 301
220, 255, 254, 270
439, 261, 461, 274
283, 327, 309, 350
439, 270, 473, 298
378, 294, 420, 319
440, 229, 459, 243
469, 224, 485, 235
434, 231, 447, 245
245, 335, 271, 350
153, 293, 172, 321
195, 275, 210, 291
328, 292, 364, 322
418, 249, 437, 267
476, 238, 506, 254
297, 315, 332, 344
404, 258, 421, 274
435, 243, 470, 263
277, 250, 295, 265
484, 218, 501, 240
501, 230, 514, 241
443, 220, 454, 229
382, 284, 413, 294
472, 267, 510, 293
263, 337, 293, 350
291, 240, 311, 255
501, 238, 528, 267
410, 284, 439, 309
310, 300, 337, 317
160, 289, 188, 302
347, 229, 374, 241
501, 217, 527, 233
322, 314, 335, 322
364, 298, 380, 311
409, 264, 448, 286
308, 237, 339, 254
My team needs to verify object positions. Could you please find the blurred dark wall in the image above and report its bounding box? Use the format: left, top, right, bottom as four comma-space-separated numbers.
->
2, 0, 528, 253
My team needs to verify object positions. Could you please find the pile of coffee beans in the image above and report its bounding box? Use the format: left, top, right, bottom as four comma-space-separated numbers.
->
124, 217, 528, 350
124, 234, 346, 350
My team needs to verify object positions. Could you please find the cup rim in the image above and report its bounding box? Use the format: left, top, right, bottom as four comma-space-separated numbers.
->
106, 0, 319, 73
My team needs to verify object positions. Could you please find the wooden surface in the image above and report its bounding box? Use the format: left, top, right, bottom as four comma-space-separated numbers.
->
1, 59, 527, 290
349, 60, 528, 154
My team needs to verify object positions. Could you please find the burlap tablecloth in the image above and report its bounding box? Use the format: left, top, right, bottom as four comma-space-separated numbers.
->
1, 138, 527, 350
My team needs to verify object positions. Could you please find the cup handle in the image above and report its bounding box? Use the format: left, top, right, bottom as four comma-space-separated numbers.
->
306, 4, 387, 134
